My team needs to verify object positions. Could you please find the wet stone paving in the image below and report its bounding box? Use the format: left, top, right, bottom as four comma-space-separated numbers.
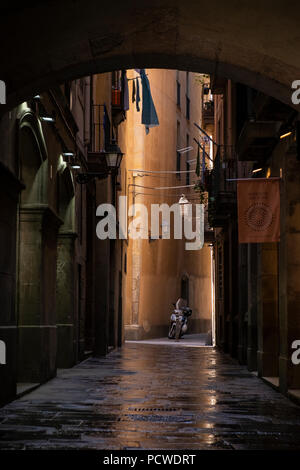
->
1, 342, 300, 450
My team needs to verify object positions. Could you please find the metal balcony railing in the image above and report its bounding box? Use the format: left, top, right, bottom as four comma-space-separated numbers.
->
208, 145, 237, 227
210, 145, 237, 198
90, 104, 111, 153
202, 99, 214, 126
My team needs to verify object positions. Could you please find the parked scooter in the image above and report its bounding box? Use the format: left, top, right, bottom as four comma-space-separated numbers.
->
168, 298, 192, 340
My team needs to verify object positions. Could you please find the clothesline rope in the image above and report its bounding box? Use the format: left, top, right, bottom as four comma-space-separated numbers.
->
127, 168, 205, 174
129, 183, 195, 190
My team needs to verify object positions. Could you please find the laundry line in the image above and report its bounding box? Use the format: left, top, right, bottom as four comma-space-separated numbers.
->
129, 183, 195, 190
128, 168, 202, 174
134, 192, 204, 200
133, 173, 172, 179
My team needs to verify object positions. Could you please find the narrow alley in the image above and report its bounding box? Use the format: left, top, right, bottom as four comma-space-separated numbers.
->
1, 340, 300, 451
2, 2, 300, 457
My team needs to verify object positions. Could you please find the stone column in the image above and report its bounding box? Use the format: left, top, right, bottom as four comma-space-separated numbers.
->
257, 242, 279, 378
279, 146, 300, 392
238, 243, 248, 364
94, 179, 111, 356
124, 237, 143, 340
56, 232, 77, 368
17, 205, 62, 383
247, 243, 258, 371
228, 221, 239, 358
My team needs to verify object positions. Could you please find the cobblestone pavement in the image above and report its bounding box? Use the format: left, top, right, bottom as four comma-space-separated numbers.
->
1, 341, 300, 450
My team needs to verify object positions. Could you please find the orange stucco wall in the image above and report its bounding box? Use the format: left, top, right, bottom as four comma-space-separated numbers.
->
118, 69, 213, 339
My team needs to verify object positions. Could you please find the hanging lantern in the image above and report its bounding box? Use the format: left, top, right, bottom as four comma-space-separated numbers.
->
179, 194, 190, 217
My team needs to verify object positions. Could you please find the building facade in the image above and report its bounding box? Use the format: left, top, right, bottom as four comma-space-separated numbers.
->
118, 69, 213, 341
210, 77, 300, 400
0, 72, 128, 405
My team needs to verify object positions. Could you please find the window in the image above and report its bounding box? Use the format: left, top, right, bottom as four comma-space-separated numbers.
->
112, 71, 121, 89
176, 151, 181, 176
111, 71, 122, 107
176, 121, 181, 177
186, 72, 190, 96
176, 70, 181, 107
186, 161, 190, 185
186, 72, 190, 119
186, 134, 190, 185
186, 95, 190, 120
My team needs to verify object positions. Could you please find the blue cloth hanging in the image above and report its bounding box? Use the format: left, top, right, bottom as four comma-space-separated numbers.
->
136, 77, 140, 112
132, 78, 136, 103
122, 70, 129, 111
140, 69, 159, 134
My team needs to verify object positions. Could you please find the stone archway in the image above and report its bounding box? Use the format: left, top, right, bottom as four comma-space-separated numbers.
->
1, 1, 300, 110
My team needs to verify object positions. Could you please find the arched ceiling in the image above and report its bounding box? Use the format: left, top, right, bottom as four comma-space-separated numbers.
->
1, 0, 300, 110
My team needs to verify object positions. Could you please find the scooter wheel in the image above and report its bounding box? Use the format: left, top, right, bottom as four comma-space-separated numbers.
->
168, 324, 175, 339
175, 320, 181, 341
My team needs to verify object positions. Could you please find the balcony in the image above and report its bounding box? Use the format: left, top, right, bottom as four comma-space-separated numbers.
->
209, 75, 227, 95
87, 104, 111, 177
253, 92, 296, 122
236, 120, 281, 161
204, 206, 215, 243
111, 84, 126, 126
202, 100, 214, 128
208, 146, 237, 228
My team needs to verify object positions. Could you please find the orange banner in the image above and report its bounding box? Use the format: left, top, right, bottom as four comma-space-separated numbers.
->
237, 178, 280, 243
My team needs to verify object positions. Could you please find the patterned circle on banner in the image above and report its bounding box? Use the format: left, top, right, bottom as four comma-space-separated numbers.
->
245, 202, 274, 232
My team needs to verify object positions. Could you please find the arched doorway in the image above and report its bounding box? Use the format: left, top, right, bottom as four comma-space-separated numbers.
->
17, 111, 61, 384
181, 274, 189, 305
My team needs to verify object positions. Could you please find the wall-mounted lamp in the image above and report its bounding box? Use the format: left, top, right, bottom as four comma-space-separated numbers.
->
178, 194, 190, 217
252, 167, 263, 174
62, 152, 74, 158
61, 152, 81, 169
40, 115, 55, 123
104, 140, 124, 170
280, 130, 293, 139
71, 163, 81, 169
